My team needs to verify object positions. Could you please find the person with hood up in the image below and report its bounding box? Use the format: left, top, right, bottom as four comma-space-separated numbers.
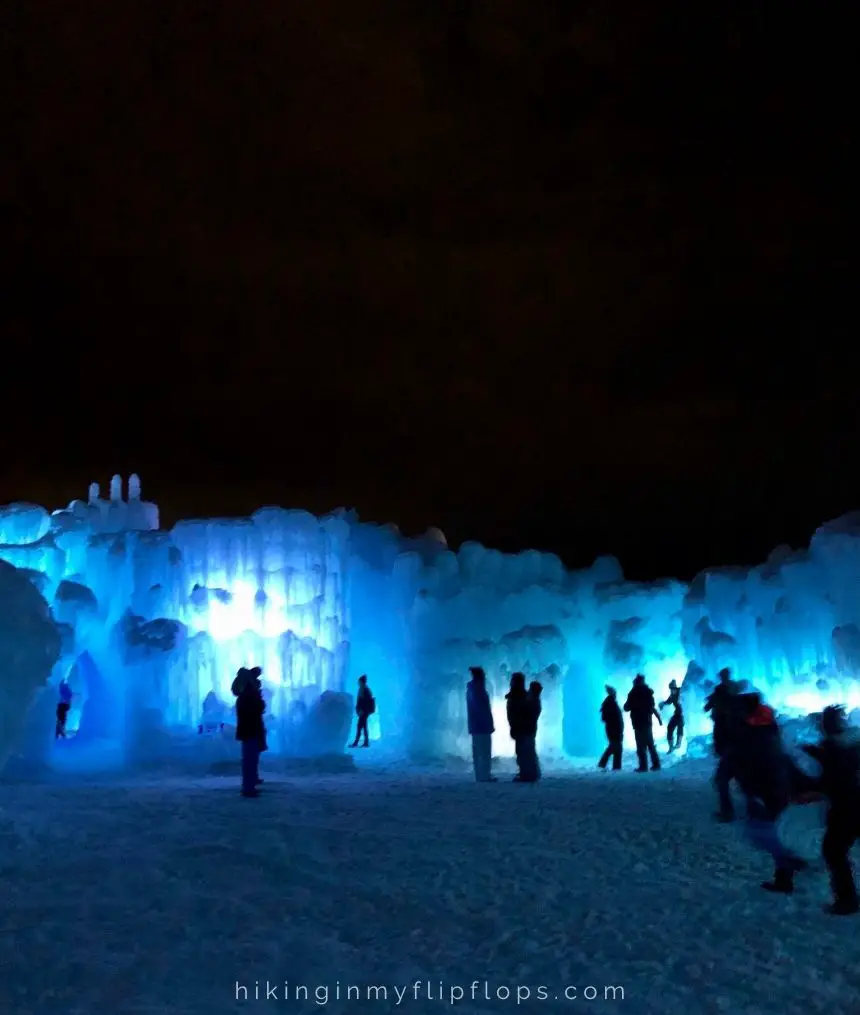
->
660, 679, 684, 752
624, 674, 662, 772
350, 675, 375, 748
705, 668, 741, 821
233, 666, 266, 797
466, 666, 497, 782
598, 685, 624, 770
799, 705, 860, 915
732, 692, 809, 895
506, 672, 539, 782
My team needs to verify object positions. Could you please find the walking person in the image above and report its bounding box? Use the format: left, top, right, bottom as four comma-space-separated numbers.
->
705, 668, 740, 821
466, 666, 497, 782
800, 705, 860, 914
731, 692, 809, 895
624, 674, 662, 772
598, 685, 624, 770
350, 675, 375, 748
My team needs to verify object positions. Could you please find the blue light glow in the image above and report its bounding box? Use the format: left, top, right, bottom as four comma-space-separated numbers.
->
2, 482, 860, 773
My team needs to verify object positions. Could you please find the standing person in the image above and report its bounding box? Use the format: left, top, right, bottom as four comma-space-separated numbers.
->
506, 672, 531, 782
350, 675, 375, 748
732, 692, 809, 895
624, 675, 662, 772
660, 679, 684, 752
522, 681, 543, 782
234, 667, 266, 798
466, 666, 497, 782
598, 685, 624, 770
800, 706, 860, 915
55, 678, 73, 738
705, 668, 740, 821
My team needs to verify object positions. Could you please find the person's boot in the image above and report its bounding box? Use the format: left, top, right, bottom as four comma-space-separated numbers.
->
761, 868, 794, 894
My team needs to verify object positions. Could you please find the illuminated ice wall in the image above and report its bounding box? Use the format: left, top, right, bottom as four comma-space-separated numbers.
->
2, 478, 860, 773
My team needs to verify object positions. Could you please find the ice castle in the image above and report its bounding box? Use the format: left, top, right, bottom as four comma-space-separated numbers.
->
2, 475, 860, 774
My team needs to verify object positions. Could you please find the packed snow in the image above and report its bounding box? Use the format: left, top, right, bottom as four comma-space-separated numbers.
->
2, 756, 856, 1015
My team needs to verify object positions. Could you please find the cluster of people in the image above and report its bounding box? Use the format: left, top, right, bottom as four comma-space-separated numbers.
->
597, 674, 684, 772
703, 667, 860, 915
466, 667, 543, 782
233, 661, 860, 916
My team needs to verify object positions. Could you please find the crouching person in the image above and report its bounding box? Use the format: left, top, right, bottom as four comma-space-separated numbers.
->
234, 666, 266, 798
466, 666, 496, 782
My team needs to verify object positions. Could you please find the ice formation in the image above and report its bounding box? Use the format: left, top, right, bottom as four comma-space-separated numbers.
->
2, 476, 860, 773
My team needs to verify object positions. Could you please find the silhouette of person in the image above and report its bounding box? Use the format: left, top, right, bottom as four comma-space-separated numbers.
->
234, 667, 266, 797
523, 681, 543, 781
506, 672, 537, 782
661, 679, 684, 752
624, 674, 662, 772
732, 692, 809, 895
800, 705, 860, 915
55, 678, 73, 738
598, 685, 624, 770
350, 675, 375, 748
466, 666, 497, 782
705, 668, 740, 820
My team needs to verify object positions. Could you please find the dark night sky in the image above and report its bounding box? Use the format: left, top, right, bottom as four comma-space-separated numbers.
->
2, 3, 856, 579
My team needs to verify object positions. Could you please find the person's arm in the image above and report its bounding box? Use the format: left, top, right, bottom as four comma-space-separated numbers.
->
653, 706, 662, 725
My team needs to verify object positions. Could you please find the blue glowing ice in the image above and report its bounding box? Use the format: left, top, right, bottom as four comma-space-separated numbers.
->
2, 476, 860, 774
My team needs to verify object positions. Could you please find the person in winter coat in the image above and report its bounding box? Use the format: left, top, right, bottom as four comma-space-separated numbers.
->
800, 705, 860, 915
731, 692, 809, 894
506, 672, 539, 782
705, 669, 741, 820
598, 685, 624, 770
525, 681, 543, 781
55, 679, 73, 738
234, 667, 266, 797
350, 675, 375, 747
624, 675, 662, 772
704, 668, 736, 752
660, 679, 684, 752
466, 666, 496, 782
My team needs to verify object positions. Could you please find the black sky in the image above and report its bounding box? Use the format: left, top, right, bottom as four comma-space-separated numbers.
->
2, 3, 856, 579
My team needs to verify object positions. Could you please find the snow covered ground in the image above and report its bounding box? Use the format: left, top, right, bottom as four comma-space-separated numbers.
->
2, 753, 857, 1015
